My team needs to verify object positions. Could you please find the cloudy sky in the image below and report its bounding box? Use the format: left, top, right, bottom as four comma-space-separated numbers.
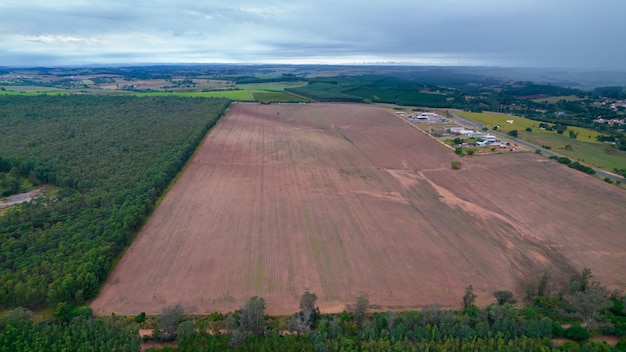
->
1, 0, 625, 70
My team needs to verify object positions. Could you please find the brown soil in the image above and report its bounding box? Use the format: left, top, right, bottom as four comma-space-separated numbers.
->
90, 103, 626, 316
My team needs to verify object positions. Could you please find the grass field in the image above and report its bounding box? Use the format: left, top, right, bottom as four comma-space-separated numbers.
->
0, 86, 69, 95
251, 91, 311, 103
0, 84, 312, 103
133, 90, 256, 100
457, 111, 601, 142
238, 81, 308, 91
457, 111, 626, 171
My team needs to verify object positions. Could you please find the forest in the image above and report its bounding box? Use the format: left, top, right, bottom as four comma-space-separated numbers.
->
0, 95, 230, 309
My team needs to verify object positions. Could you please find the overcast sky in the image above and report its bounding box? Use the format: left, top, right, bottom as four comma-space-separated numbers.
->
1, 0, 625, 70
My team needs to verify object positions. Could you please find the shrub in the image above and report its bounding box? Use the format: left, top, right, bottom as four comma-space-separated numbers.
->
616, 337, 626, 351
454, 147, 463, 155
466, 149, 475, 156
494, 290, 517, 305
451, 161, 462, 170
557, 157, 572, 164
552, 321, 565, 337
525, 127, 533, 132
135, 312, 146, 323
564, 323, 590, 341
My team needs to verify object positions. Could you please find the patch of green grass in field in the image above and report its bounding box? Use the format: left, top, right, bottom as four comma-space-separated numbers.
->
531, 95, 583, 104
0, 86, 70, 95
251, 91, 310, 103
458, 111, 626, 171
238, 81, 308, 91
457, 111, 602, 143
519, 130, 626, 170
0, 90, 68, 96
134, 90, 255, 100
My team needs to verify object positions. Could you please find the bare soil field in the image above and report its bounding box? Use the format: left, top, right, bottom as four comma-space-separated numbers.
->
91, 103, 626, 316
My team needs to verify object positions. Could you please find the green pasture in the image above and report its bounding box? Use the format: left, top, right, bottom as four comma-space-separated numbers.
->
238, 81, 308, 91
134, 90, 256, 101
0, 90, 68, 96
519, 130, 626, 171
457, 111, 602, 143
458, 111, 625, 171
251, 91, 310, 103
0, 85, 70, 94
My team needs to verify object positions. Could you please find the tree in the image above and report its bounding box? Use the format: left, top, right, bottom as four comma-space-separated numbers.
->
537, 271, 549, 296
565, 286, 612, 330
176, 320, 196, 339
570, 267, 593, 292
526, 271, 550, 299
0, 307, 32, 329
605, 145, 617, 154
493, 290, 516, 305
290, 292, 319, 333
155, 303, 184, 341
463, 285, 477, 309
239, 296, 266, 335
300, 291, 318, 314
353, 294, 369, 329
569, 130, 579, 139
508, 130, 518, 137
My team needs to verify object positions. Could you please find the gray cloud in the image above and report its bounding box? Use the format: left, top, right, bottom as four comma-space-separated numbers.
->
0, 0, 624, 69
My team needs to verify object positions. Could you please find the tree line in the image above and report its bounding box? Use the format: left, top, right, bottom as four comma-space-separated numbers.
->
132, 268, 626, 351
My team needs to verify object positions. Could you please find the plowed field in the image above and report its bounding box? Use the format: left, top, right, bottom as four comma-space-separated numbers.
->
91, 103, 626, 316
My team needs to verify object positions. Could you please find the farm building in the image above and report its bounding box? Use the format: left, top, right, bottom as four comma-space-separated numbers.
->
467, 132, 487, 139
408, 112, 444, 123
449, 127, 473, 135
408, 115, 429, 122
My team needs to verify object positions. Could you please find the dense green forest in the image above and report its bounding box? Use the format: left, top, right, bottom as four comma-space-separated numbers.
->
0, 95, 230, 309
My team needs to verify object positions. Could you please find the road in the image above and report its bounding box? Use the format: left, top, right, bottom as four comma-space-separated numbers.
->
449, 112, 625, 183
